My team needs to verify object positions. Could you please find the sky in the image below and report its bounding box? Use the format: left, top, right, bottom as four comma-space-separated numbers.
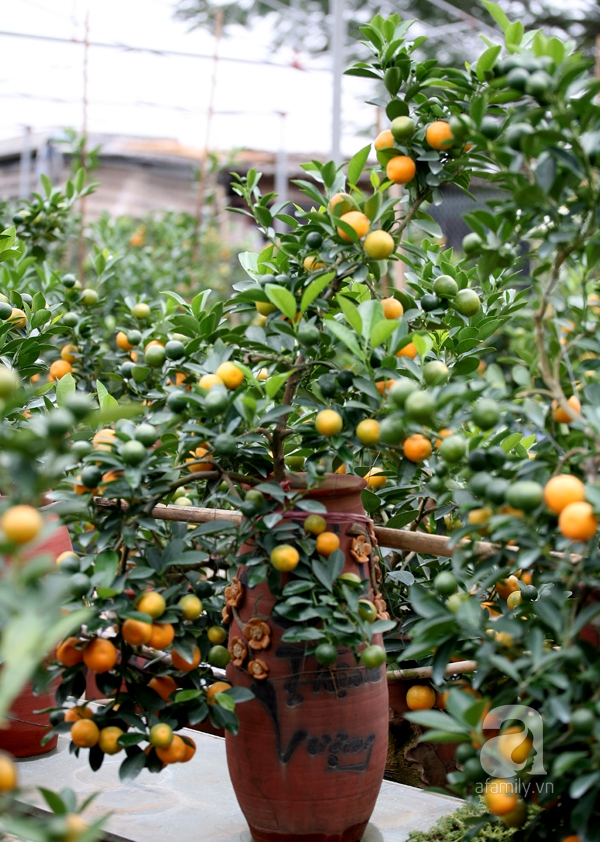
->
0, 0, 381, 157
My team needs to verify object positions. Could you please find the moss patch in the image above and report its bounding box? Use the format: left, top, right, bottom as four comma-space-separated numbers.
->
406, 801, 523, 841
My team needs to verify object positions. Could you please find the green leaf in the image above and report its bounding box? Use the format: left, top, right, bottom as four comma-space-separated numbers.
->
38, 788, 67, 815
336, 294, 362, 334
325, 319, 363, 357
405, 709, 469, 733
505, 21, 524, 51
347, 144, 371, 187
358, 299, 384, 345
482, 0, 510, 33
96, 379, 118, 411
500, 432, 522, 452
265, 370, 294, 398
412, 334, 433, 358
215, 691, 235, 712
477, 45, 502, 80
119, 749, 147, 782
94, 550, 119, 587
300, 272, 334, 314
370, 319, 398, 348
553, 751, 588, 776
264, 284, 297, 321
361, 488, 381, 513
55, 372, 76, 407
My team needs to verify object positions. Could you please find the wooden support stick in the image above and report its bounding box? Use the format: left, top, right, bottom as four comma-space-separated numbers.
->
107, 500, 498, 557
386, 660, 477, 683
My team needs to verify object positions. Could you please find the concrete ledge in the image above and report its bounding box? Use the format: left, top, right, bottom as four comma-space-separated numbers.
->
15, 731, 462, 841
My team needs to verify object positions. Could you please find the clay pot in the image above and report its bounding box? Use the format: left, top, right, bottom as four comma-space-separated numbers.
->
225, 475, 389, 842
0, 514, 73, 758
0, 681, 58, 757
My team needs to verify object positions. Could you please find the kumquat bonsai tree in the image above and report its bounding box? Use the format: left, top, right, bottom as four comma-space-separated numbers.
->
1, 2, 600, 841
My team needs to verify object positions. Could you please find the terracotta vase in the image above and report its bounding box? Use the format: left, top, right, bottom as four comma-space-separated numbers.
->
0, 681, 58, 757
0, 517, 73, 758
225, 475, 389, 842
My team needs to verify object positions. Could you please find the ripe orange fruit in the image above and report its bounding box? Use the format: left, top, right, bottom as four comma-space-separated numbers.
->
315, 531, 340, 557
156, 734, 186, 763
83, 638, 118, 674
376, 379, 395, 395
148, 675, 178, 702
182, 737, 196, 762
179, 594, 202, 620
499, 726, 533, 765
562, 837, 583, 842
304, 514, 327, 535
337, 211, 370, 241
356, 419, 380, 445
404, 434, 432, 462
396, 341, 418, 359
374, 129, 395, 150
0, 505, 43, 544
216, 361, 244, 390
64, 706, 94, 722
315, 409, 343, 436
426, 121, 454, 150
198, 373, 225, 390
496, 575, 520, 599
57, 551, 79, 567
171, 646, 201, 672
207, 626, 227, 645
553, 395, 581, 423
328, 193, 353, 215
303, 255, 326, 271
186, 446, 214, 473
206, 681, 232, 705
386, 155, 416, 184
406, 685, 436, 710
56, 637, 85, 667
507, 590, 523, 610
365, 467, 386, 489
63, 814, 89, 842
149, 723, 173, 749
98, 726, 124, 755
544, 474, 585, 514
122, 618, 153, 646
49, 360, 73, 381
116, 331, 133, 351
0, 753, 17, 792
61, 344, 78, 363
559, 501, 598, 541
70, 718, 100, 748
148, 623, 175, 649
381, 298, 404, 319
9, 308, 26, 329
93, 428, 116, 451
484, 779, 518, 816
364, 230, 395, 260
137, 591, 166, 619
270, 544, 300, 572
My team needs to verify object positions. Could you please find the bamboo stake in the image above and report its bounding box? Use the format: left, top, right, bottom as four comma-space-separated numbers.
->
387, 660, 477, 683
95, 499, 500, 557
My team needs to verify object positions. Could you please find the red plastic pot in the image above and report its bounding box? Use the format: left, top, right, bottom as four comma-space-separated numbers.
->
225, 475, 389, 842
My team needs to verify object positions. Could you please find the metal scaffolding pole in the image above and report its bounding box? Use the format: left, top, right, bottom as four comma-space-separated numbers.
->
274, 111, 288, 235
331, 0, 345, 164
18, 125, 32, 200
